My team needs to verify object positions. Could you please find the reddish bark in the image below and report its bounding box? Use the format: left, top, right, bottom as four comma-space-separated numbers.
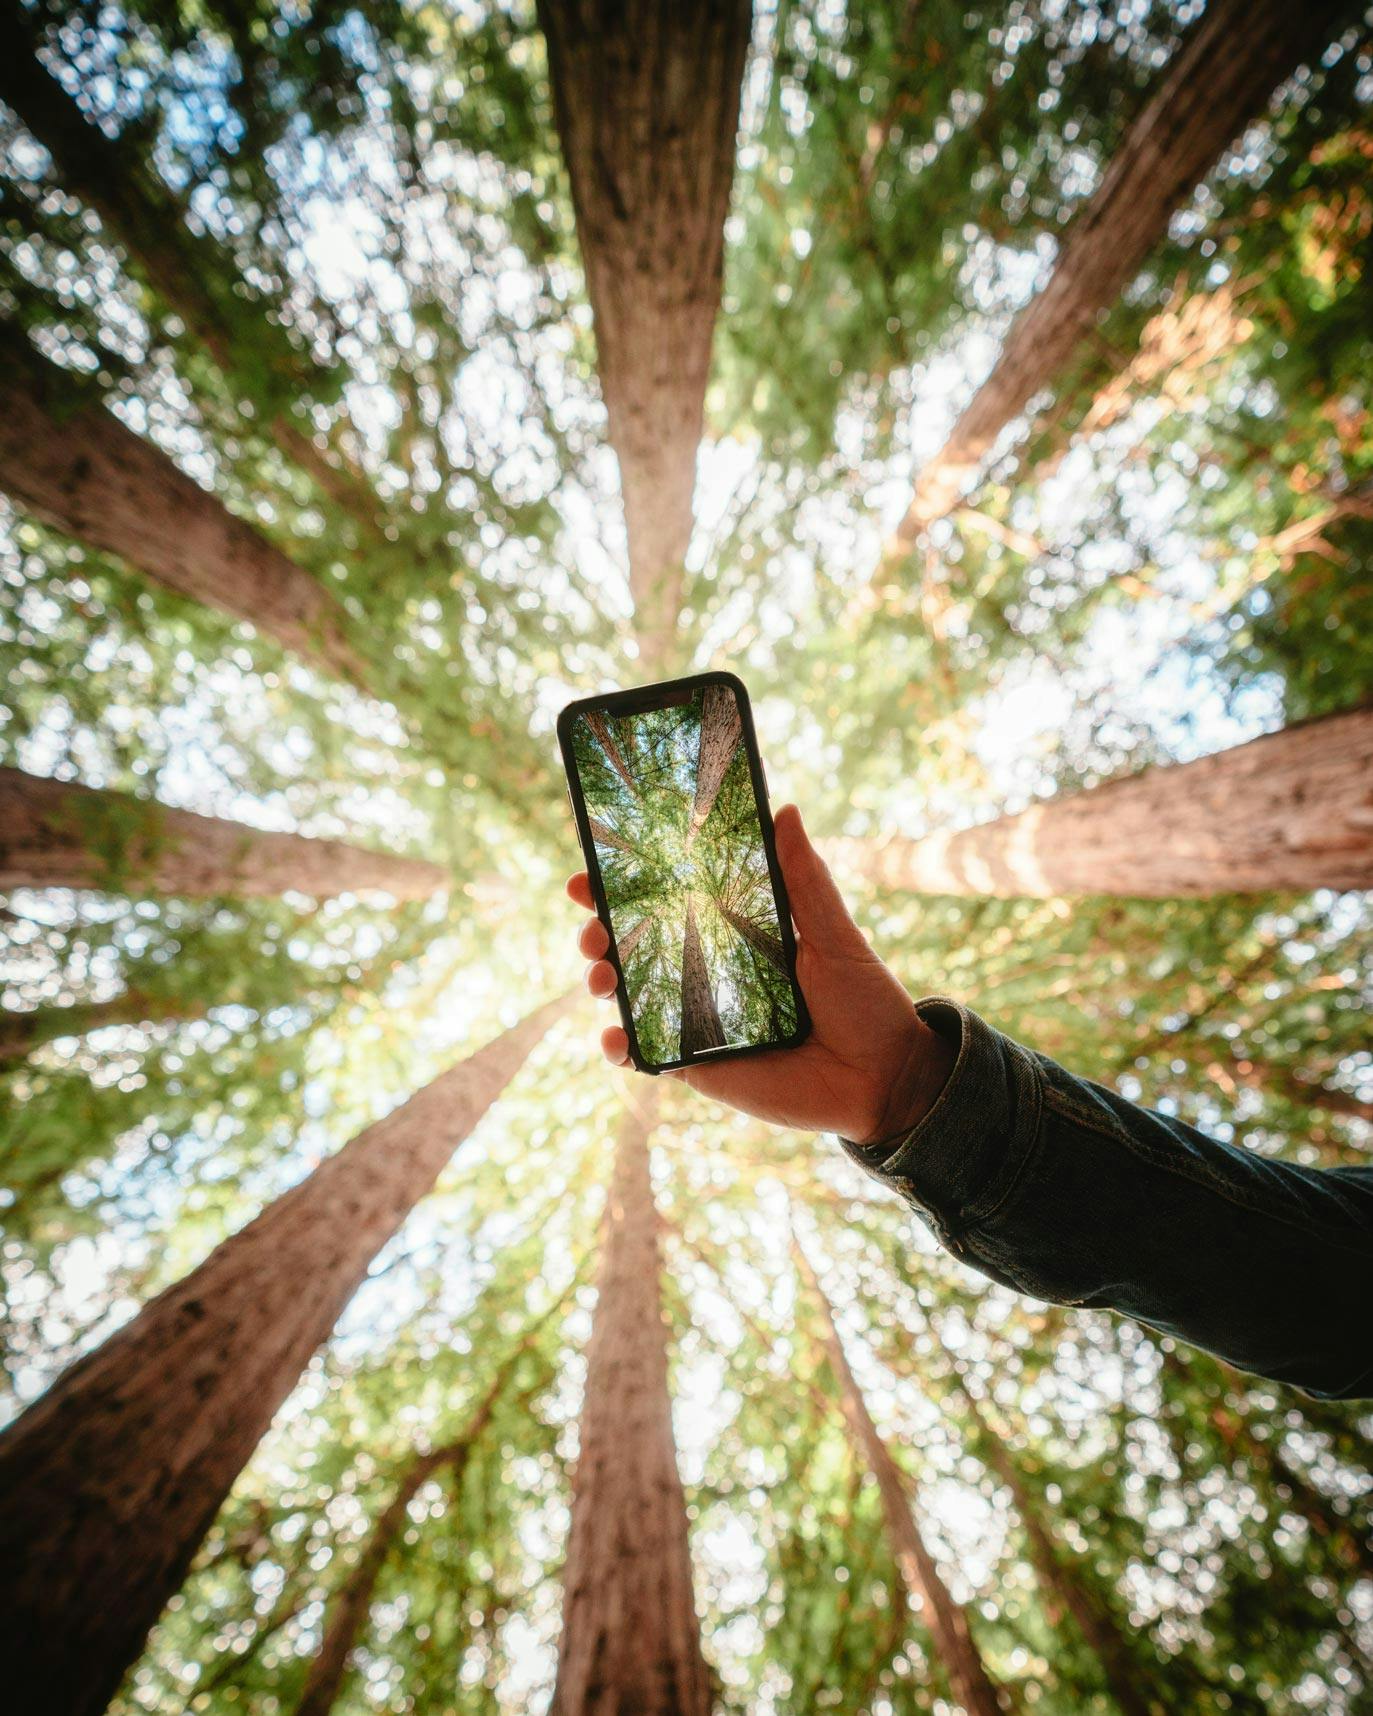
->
882, 0, 1354, 553
828, 709, 1373, 898
0, 992, 572, 1716
537, 0, 752, 668
0, 765, 447, 900
0, 331, 370, 688
718, 904, 785, 974
679, 897, 726, 1057
794, 1245, 1010, 1716
588, 815, 636, 855
689, 685, 743, 839
551, 1094, 711, 1715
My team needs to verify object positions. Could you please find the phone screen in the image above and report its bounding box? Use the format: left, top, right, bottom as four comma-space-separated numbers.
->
562, 677, 807, 1071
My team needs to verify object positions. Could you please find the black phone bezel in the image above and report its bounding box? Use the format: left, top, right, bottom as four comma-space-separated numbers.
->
557, 670, 812, 1075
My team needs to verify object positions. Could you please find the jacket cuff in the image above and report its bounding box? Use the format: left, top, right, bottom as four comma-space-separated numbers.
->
839, 998, 1043, 1243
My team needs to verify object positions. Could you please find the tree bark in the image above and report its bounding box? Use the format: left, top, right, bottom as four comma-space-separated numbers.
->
551, 1093, 711, 1716
0, 991, 572, 1716
793, 1245, 1010, 1716
536, 0, 752, 669
827, 708, 1373, 898
718, 904, 785, 975
0, 765, 447, 900
952, 1384, 1154, 1716
0, 992, 209, 1063
295, 1329, 543, 1716
0, 330, 371, 689
689, 685, 743, 839
679, 897, 725, 1057
0, 10, 375, 523
616, 913, 652, 966
588, 815, 636, 855
881, 0, 1356, 553
584, 714, 641, 800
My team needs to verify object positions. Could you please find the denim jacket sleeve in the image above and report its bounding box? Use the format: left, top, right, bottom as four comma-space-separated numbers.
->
841, 998, 1373, 1399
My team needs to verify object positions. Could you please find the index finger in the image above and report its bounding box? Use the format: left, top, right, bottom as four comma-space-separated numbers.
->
566, 872, 594, 911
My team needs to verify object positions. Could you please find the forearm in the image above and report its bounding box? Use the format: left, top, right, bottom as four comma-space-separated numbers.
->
843, 999, 1373, 1398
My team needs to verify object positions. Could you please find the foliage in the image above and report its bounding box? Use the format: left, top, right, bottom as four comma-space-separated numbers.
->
0, 0, 1369, 1712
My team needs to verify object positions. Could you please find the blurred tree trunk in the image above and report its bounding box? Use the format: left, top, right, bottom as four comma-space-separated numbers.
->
680, 898, 726, 1056
0, 8, 374, 523
950, 1380, 1156, 1716
537, 0, 752, 669
295, 1329, 546, 1716
718, 905, 785, 974
828, 709, 1373, 898
0, 992, 208, 1063
0, 332, 370, 689
880, 0, 1355, 556
690, 685, 743, 839
794, 1244, 1011, 1716
0, 992, 572, 1716
551, 1095, 711, 1716
0, 765, 446, 900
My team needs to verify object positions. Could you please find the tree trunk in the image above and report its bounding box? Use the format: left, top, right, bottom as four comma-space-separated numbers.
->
537, 0, 752, 669
295, 1329, 543, 1716
881, 0, 1355, 553
718, 904, 785, 974
827, 708, 1373, 898
588, 815, 636, 855
0, 991, 572, 1716
0, 765, 447, 900
616, 914, 652, 966
0, 331, 372, 689
679, 897, 726, 1057
0, 992, 209, 1064
689, 685, 743, 839
793, 1245, 1010, 1716
584, 714, 641, 800
0, 10, 375, 524
953, 1384, 1154, 1716
551, 1094, 711, 1716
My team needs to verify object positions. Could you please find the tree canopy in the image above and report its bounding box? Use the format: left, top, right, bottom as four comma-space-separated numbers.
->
0, 0, 1369, 1712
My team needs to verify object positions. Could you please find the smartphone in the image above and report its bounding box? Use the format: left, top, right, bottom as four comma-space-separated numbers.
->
558, 671, 810, 1074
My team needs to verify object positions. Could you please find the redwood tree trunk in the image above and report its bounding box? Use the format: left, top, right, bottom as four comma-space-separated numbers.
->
588, 815, 636, 854
551, 1095, 711, 1716
718, 904, 785, 974
827, 709, 1373, 898
679, 897, 726, 1057
794, 1246, 1009, 1716
0, 10, 373, 522
295, 1333, 540, 1716
0, 992, 572, 1716
0, 331, 370, 688
585, 714, 641, 800
883, 0, 1355, 550
0, 992, 208, 1063
953, 1383, 1154, 1716
616, 913, 653, 966
0, 765, 447, 900
690, 685, 743, 838
537, 0, 752, 669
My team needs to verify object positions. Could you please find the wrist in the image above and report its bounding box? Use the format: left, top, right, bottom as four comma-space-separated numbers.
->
849, 1016, 957, 1149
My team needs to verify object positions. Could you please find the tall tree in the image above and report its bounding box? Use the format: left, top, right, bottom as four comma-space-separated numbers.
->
0, 991, 572, 1716
551, 1094, 711, 1716
689, 684, 743, 839
718, 903, 786, 974
878, 0, 1356, 559
0, 765, 447, 900
0, 330, 371, 690
828, 708, 1373, 898
793, 1241, 1010, 1716
0, 992, 208, 1064
679, 896, 726, 1057
584, 713, 641, 799
537, 0, 753, 667
0, 6, 373, 521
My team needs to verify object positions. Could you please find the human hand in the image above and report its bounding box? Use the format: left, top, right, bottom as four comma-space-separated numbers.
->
567, 802, 955, 1144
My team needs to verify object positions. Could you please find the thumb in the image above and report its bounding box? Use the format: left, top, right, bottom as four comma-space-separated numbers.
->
772, 803, 871, 955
